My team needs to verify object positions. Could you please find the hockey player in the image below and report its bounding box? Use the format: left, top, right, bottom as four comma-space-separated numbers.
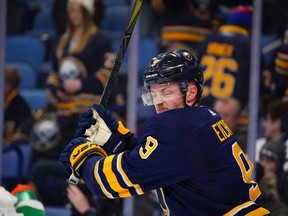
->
59, 50, 270, 215
198, 6, 255, 108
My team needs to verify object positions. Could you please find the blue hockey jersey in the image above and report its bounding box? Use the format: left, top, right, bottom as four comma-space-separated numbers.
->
81, 106, 270, 216
198, 25, 252, 108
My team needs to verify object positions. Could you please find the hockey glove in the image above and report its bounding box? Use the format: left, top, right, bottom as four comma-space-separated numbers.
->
76, 104, 134, 155
59, 137, 107, 184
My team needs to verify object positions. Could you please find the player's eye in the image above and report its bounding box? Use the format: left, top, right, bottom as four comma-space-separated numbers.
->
151, 92, 157, 99
163, 91, 173, 97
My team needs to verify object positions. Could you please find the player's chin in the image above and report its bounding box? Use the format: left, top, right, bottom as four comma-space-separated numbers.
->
156, 108, 169, 114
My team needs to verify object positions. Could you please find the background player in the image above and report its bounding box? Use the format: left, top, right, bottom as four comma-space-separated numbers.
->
198, 6, 256, 108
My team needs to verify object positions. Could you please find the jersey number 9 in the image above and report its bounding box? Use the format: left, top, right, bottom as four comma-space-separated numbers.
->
232, 142, 261, 201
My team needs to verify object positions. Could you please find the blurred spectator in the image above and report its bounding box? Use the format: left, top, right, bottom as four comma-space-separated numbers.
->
213, 97, 241, 132
150, 0, 218, 55
255, 100, 288, 172
213, 97, 248, 152
4, 66, 34, 145
198, 5, 259, 108
30, 0, 114, 206
67, 180, 123, 216
257, 140, 288, 213
258, 28, 288, 119
35, 0, 113, 162
273, 41, 288, 102
52, 0, 106, 36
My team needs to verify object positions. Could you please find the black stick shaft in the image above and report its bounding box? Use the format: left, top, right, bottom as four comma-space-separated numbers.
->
100, 0, 143, 107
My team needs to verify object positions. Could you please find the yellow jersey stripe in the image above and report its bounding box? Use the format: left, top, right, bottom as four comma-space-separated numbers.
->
103, 155, 131, 198
224, 201, 254, 216
245, 207, 270, 216
4, 89, 17, 109
159, 188, 170, 216
219, 25, 249, 36
162, 32, 205, 42
275, 58, 288, 69
94, 161, 113, 198
58, 99, 98, 109
116, 153, 144, 195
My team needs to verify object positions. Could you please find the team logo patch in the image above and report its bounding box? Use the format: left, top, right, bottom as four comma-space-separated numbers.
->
183, 52, 193, 61
30, 118, 61, 152
150, 58, 160, 67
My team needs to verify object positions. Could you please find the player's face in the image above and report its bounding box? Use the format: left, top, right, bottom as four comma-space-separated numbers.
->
150, 83, 185, 114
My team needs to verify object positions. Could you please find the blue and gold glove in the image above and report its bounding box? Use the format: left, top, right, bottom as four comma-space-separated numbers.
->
76, 104, 134, 155
60, 105, 134, 184
59, 137, 107, 184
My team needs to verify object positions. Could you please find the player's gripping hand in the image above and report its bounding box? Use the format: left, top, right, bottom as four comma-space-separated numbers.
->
76, 104, 134, 155
75, 109, 96, 138
59, 137, 107, 184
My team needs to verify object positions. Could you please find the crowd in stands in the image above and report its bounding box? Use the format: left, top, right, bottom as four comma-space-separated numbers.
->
2, 0, 288, 215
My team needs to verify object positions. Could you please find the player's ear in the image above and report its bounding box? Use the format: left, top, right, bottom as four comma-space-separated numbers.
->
185, 84, 198, 106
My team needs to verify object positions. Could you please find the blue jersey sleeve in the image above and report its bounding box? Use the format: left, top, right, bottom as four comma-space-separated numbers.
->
81, 113, 196, 198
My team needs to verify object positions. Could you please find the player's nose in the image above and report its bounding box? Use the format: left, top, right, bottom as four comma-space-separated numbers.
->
153, 95, 164, 105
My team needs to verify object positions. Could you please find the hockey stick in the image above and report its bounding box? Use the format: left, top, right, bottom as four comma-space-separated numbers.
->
100, 0, 144, 108
68, 0, 143, 185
